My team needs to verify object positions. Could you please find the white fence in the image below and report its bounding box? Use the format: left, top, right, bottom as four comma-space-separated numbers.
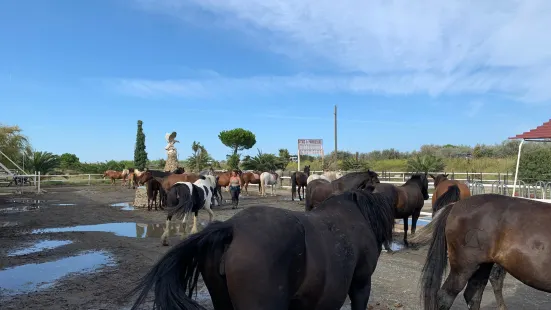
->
1, 170, 547, 199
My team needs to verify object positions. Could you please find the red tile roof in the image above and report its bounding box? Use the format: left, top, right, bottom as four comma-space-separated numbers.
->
509, 119, 551, 139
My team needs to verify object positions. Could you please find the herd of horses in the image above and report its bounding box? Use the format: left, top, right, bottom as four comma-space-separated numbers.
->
115, 166, 551, 309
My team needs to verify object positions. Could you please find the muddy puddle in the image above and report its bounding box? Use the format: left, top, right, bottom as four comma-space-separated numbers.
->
0, 250, 115, 296
52, 203, 77, 206
0, 221, 19, 227
7, 240, 74, 257
110, 202, 134, 211
32, 222, 203, 238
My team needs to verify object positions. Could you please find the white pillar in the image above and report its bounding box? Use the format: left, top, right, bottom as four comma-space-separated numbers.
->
512, 139, 525, 197
297, 150, 301, 172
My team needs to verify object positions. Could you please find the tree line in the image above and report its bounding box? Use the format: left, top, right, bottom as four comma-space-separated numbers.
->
2, 122, 550, 183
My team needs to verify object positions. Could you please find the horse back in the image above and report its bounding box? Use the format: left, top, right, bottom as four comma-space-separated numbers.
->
432, 179, 471, 205
448, 195, 551, 288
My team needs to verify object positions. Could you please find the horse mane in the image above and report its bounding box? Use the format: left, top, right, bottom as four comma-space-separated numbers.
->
336, 190, 395, 248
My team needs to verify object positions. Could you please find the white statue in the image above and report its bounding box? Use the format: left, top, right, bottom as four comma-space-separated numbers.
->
165, 131, 179, 156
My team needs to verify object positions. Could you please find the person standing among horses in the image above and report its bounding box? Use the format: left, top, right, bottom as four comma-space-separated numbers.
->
229, 170, 243, 209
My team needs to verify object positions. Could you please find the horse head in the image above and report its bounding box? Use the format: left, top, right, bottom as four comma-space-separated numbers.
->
430, 173, 449, 188
173, 167, 185, 174
303, 165, 311, 176
409, 173, 429, 200
367, 170, 380, 184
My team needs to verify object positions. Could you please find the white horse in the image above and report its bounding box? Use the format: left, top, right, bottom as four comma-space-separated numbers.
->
323, 170, 344, 181
260, 171, 279, 196
160, 179, 215, 246
307, 174, 331, 184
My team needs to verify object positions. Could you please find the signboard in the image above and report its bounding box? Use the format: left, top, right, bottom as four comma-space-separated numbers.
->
298, 139, 324, 156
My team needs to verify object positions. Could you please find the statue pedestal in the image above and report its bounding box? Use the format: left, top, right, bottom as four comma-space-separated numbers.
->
164, 152, 179, 172
133, 186, 148, 208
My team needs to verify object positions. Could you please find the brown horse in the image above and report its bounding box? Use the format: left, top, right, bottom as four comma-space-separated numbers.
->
128, 189, 396, 310
103, 170, 127, 185
305, 170, 381, 210
146, 178, 163, 211
430, 173, 471, 216
241, 171, 262, 195
367, 173, 429, 250
423, 183, 508, 310
417, 193, 551, 310
213, 170, 243, 203
154, 173, 205, 192
291, 165, 310, 201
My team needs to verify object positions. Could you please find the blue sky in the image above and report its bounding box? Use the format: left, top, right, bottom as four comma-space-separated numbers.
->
3, 0, 551, 163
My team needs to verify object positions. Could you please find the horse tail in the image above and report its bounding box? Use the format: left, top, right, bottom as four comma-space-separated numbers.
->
419, 203, 455, 310
128, 221, 233, 310
291, 172, 297, 198
350, 190, 395, 249
433, 184, 461, 216
167, 184, 194, 218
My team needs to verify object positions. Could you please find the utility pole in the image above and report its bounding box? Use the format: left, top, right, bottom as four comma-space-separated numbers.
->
334, 105, 338, 160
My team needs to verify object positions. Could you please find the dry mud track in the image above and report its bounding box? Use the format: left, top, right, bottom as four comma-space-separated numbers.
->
0, 186, 550, 309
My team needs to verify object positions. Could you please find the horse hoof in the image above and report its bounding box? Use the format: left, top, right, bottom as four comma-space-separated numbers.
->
162, 241, 169, 246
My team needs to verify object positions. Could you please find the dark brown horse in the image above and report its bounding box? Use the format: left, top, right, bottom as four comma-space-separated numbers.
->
291, 165, 310, 201
416, 193, 551, 310
365, 173, 429, 250
129, 189, 395, 310
241, 171, 262, 195
305, 170, 381, 210
135, 167, 185, 186
418, 184, 508, 310
430, 173, 471, 216
145, 178, 163, 211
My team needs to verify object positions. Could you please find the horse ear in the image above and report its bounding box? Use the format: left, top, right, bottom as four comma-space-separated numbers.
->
429, 174, 435, 179
444, 173, 449, 177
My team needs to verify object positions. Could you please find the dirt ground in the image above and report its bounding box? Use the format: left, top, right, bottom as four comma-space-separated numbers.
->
1, 185, 550, 310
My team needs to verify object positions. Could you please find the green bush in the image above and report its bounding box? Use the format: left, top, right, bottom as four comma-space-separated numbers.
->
518, 148, 551, 183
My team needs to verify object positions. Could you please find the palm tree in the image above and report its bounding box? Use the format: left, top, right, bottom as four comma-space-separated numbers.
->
26, 151, 60, 175
241, 149, 285, 171
407, 154, 445, 174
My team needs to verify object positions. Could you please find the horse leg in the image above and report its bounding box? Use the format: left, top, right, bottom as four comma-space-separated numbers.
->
181, 212, 190, 235
411, 208, 422, 235
161, 215, 173, 246
463, 263, 493, 310
489, 264, 508, 310
204, 201, 215, 223
437, 264, 479, 309
298, 185, 303, 201
244, 182, 249, 196
190, 211, 199, 234
402, 216, 409, 247
271, 184, 275, 196
153, 190, 158, 211
348, 277, 372, 310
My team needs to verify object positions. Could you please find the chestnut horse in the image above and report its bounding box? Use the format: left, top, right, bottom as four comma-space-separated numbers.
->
213, 170, 243, 203
241, 171, 262, 195
290, 165, 310, 201
429, 173, 471, 217
416, 194, 551, 310
103, 170, 128, 185
154, 173, 205, 192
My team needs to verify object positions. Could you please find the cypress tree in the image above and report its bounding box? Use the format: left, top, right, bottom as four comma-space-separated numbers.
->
134, 120, 148, 170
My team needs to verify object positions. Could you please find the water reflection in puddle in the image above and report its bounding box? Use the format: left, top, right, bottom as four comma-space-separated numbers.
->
52, 203, 76, 206
110, 202, 134, 211
0, 250, 115, 296
32, 222, 191, 238
0, 205, 41, 214
0, 221, 19, 227
7, 198, 47, 204
397, 218, 431, 227
7, 240, 73, 257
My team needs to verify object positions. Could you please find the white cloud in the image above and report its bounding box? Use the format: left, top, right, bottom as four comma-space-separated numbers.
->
130, 0, 551, 103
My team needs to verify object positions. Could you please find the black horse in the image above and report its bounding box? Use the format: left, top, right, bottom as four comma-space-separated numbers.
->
305, 170, 381, 211
129, 189, 396, 310
366, 173, 429, 249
